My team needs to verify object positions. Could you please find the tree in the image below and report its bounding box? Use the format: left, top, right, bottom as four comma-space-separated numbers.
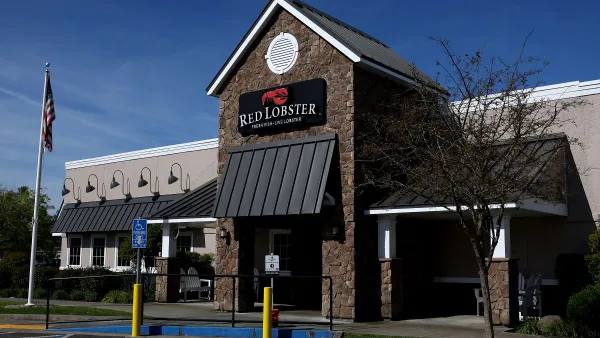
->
0, 185, 57, 260
118, 224, 162, 272
355, 37, 586, 337
585, 220, 600, 283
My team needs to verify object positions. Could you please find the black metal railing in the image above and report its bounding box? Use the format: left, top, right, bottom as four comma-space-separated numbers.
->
46, 273, 333, 331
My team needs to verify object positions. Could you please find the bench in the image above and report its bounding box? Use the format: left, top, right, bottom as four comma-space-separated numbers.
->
180, 267, 213, 302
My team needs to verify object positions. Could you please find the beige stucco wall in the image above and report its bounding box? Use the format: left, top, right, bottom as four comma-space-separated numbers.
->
63, 147, 217, 204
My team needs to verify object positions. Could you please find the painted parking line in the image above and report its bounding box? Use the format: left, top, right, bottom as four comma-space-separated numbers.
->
0, 325, 46, 330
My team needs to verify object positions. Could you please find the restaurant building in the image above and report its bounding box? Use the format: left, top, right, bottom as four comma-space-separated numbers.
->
51, 0, 600, 327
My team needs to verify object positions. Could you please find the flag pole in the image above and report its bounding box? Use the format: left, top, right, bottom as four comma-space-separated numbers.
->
26, 63, 50, 306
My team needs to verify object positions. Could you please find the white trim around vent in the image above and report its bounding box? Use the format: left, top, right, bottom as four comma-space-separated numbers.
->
266, 32, 299, 74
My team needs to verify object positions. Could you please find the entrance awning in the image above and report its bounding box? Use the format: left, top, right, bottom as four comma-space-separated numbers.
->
212, 134, 337, 217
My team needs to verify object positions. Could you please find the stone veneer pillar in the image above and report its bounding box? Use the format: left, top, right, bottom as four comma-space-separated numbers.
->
380, 258, 403, 320
488, 258, 519, 326
155, 257, 180, 303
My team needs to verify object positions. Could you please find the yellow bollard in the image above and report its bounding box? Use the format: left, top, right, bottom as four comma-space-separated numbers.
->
262, 287, 273, 338
132, 283, 142, 337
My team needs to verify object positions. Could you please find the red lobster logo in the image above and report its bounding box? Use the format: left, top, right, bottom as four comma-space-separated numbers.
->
262, 87, 288, 106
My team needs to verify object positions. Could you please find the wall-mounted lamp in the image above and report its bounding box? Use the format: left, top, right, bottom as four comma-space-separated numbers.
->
110, 169, 132, 199
331, 226, 340, 237
138, 166, 159, 196
85, 173, 106, 201
61, 178, 81, 203
168, 162, 190, 192
219, 226, 231, 245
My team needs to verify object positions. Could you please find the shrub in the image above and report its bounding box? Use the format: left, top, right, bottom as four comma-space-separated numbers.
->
586, 228, 600, 283
15, 288, 28, 298
515, 319, 543, 336
33, 288, 46, 300
51, 289, 69, 300
83, 291, 100, 302
101, 290, 133, 304
177, 252, 215, 276
70, 290, 86, 301
0, 289, 12, 298
34, 266, 59, 290
567, 283, 600, 333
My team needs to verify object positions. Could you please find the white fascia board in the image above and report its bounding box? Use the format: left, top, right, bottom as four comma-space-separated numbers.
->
365, 203, 518, 215
65, 138, 218, 170
207, 0, 279, 97
207, 0, 361, 97
52, 233, 65, 237
147, 218, 217, 224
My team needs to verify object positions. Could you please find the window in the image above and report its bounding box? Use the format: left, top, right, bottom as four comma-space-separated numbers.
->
270, 230, 291, 271
69, 237, 82, 266
177, 235, 192, 252
116, 237, 130, 267
92, 237, 105, 266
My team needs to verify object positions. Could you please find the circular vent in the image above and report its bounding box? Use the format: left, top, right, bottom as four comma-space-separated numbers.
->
265, 33, 299, 74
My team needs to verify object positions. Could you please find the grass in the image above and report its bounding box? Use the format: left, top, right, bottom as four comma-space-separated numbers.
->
344, 333, 418, 338
0, 300, 131, 317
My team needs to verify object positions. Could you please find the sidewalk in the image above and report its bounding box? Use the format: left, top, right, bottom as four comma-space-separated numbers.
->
1, 298, 535, 338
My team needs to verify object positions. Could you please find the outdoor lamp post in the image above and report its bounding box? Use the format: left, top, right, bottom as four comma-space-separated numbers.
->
110, 169, 132, 199
85, 173, 106, 201
138, 166, 159, 195
61, 177, 81, 203
167, 162, 190, 192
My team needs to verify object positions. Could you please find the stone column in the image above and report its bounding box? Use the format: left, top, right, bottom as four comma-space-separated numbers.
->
488, 258, 519, 326
155, 257, 180, 303
380, 258, 403, 320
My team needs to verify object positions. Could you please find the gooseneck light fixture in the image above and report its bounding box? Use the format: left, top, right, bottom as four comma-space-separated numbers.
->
85, 173, 106, 201
61, 178, 81, 203
138, 166, 159, 196
168, 162, 190, 192
110, 169, 132, 199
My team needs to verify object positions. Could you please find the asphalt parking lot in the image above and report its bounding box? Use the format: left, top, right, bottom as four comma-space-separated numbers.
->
0, 330, 129, 338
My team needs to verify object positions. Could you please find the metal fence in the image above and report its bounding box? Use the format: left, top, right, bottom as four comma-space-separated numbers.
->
46, 273, 333, 331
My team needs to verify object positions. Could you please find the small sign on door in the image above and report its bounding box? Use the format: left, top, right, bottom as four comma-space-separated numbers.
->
265, 254, 280, 275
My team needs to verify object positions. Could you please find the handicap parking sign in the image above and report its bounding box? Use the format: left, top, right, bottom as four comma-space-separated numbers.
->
132, 219, 147, 249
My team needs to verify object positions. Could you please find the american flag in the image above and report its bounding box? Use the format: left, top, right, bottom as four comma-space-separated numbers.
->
42, 73, 55, 152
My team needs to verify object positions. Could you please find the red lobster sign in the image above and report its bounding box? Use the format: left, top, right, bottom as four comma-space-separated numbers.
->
262, 87, 288, 106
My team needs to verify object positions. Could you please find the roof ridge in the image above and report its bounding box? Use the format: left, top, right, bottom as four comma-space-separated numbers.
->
286, 0, 390, 48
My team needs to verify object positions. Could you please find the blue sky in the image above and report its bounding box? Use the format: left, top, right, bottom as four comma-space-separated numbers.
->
1, 0, 598, 211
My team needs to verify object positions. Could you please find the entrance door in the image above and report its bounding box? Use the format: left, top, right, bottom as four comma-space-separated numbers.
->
269, 229, 293, 305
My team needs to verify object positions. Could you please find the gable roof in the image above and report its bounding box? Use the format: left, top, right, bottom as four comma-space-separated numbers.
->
206, 0, 443, 97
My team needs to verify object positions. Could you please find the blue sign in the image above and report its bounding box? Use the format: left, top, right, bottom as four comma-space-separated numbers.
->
132, 219, 147, 249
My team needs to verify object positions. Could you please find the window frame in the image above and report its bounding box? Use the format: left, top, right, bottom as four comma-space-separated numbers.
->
90, 235, 107, 267
269, 229, 291, 273
176, 232, 194, 253
67, 235, 83, 267
115, 235, 131, 269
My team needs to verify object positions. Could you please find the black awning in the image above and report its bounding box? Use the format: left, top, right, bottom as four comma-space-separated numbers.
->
213, 134, 337, 218
149, 178, 217, 219
52, 194, 180, 233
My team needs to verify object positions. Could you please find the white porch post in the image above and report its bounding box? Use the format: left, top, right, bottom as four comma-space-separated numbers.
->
377, 215, 397, 259
492, 215, 511, 258
161, 224, 176, 258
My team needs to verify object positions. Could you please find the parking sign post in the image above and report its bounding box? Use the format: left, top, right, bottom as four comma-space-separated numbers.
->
131, 219, 147, 337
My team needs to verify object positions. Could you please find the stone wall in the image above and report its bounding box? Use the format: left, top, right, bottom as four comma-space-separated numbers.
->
155, 257, 180, 303
380, 259, 403, 320
215, 8, 356, 318
489, 258, 519, 326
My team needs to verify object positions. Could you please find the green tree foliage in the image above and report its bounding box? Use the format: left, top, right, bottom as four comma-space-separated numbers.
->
118, 224, 162, 271
0, 185, 57, 259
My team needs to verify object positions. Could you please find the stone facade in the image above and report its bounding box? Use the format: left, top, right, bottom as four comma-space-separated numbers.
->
380, 259, 403, 320
214, 8, 356, 318
489, 258, 519, 326
155, 257, 180, 303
